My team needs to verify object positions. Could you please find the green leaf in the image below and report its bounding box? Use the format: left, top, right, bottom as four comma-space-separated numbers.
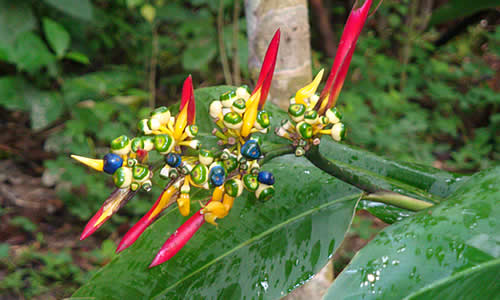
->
11, 32, 55, 74
10, 216, 37, 232
73, 155, 360, 299
430, 0, 500, 26
405, 258, 500, 299
181, 39, 216, 72
42, 18, 70, 57
0, 76, 63, 129
65, 51, 90, 64
0, 76, 31, 111
62, 69, 143, 106
324, 166, 500, 299
43, 0, 93, 21
0, 0, 36, 45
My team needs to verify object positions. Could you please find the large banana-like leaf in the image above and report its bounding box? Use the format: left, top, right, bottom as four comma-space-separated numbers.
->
72, 86, 473, 298
324, 166, 500, 299
73, 155, 361, 299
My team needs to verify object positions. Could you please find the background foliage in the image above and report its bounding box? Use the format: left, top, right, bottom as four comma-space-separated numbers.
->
0, 0, 499, 298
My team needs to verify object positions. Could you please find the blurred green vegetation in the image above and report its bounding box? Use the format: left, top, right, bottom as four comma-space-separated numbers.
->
0, 0, 499, 298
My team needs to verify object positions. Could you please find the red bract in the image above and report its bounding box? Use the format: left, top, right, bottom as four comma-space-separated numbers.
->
80, 188, 136, 240
149, 200, 211, 268
317, 0, 372, 114
116, 188, 172, 253
252, 29, 280, 110
180, 75, 196, 125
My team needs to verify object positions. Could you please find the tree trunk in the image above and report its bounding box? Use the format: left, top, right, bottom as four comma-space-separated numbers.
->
245, 0, 312, 109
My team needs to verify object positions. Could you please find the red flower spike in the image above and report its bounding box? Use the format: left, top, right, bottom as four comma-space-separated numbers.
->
317, 0, 372, 114
80, 188, 136, 240
180, 75, 196, 125
116, 187, 175, 253
80, 206, 106, 241
149, 198, 213, 268
252, 29, 280, 110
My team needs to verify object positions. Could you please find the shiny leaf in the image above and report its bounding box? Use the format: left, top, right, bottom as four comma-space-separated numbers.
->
73, 155, 361, 299
319, 140, 468, 223
324, 166, 500, 299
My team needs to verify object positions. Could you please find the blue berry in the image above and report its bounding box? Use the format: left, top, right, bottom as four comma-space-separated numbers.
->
258, 171, 275, 185
165, 153, 182, 168
241, 140, 261, 160
103, 153, 123, 174
209, 166, 226, 187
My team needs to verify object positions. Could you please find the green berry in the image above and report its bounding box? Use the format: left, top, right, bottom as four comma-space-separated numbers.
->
154, 134, 174, 154
296, 121, 313, 139
243, 174, 259, 192
131, 137, 144, 152
224, 178, 243, 197
110, 135, 131, 156
191, 164, 208, 185
113, 167, 132, 188
255, 110, 270, 129
256, 184, 274, 202
304, 110, 318, 124
220, 90, 237, 107
232, 98, 246, 114
223, 112, 243, 129
199, 149, 214, 166
132, 165, 149, 182
288, 103, 306, 122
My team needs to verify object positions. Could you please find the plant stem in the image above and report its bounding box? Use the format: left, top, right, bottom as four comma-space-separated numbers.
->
305, 145, 442, 204
362, 191, 433, 211
262, 144, 294, 163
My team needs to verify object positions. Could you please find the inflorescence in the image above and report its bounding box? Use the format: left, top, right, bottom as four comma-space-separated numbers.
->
69, 0, 373, 268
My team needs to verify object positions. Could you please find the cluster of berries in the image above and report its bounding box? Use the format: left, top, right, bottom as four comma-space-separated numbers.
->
70, 29, 281, 266
275, 69, 346, 156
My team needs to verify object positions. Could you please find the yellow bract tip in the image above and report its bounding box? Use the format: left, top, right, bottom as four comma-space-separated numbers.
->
70, 155, 104, 172
295, 68, 324, 105
150, 185, 178, 220
241, 89, 261, 138
174, 105, 188, 141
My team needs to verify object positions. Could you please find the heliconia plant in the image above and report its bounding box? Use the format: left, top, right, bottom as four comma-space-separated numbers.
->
71, 1, 500, 299
276, 0, 372, 155
72, 29, 281, 267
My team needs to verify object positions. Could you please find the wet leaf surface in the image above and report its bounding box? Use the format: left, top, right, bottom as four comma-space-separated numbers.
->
324, 166, 500, 299
73, 155, 361, 299
319, 140, 469, 223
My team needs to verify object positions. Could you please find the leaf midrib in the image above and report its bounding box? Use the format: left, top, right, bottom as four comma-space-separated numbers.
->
152, 193, 361, 299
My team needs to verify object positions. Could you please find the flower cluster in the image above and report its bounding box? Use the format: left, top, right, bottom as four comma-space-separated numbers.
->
275, 0, 372, 156
70, 0, 372, 267
71, 75, 199, 243
71, 29, 281, 267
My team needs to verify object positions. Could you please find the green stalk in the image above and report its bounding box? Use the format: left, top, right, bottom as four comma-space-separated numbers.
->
261, 143, 294, 163
306, 145, 442, 205
362, 192, 433, 211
